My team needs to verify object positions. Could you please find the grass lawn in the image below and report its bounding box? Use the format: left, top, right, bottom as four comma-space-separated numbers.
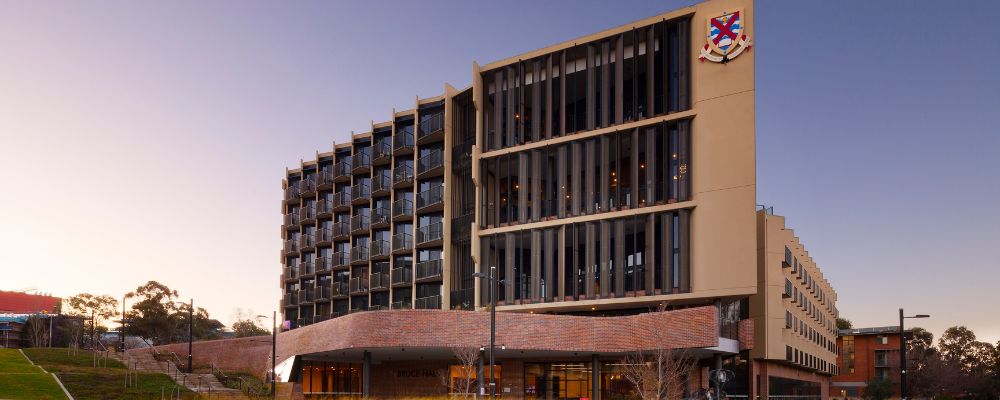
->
0, 348, 68, 400
20, 348, 197, 400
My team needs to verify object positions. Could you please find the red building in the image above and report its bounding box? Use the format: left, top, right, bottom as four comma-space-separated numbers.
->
0, 290, 60, 314
831, 327, 904, 399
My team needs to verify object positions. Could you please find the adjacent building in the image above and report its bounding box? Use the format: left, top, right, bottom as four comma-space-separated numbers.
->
831, 327, 904, 399
273, 0, 839, 398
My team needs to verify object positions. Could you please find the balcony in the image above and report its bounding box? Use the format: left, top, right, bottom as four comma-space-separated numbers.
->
349, 277, 369, 295
350, 215, 370, 234
282, 239, 299, 255
392, 198, 414, 222
392, 233, 413, 254
298, 233, 315, 251
416, 222, 444, 247
333, 221, 351, 240
371, 207, 390, 228
416, 186, 444, 212
370, 240, 390, 259
350, 246, 369, 264
391, 267, 412, 287
315, 199, 333, 218
415, 259, 443, 282
315, 256, 332, 273
283, 212, 301, 228
391, 300, 412, 310
332, 251, 350, 270
331, 282, 349, 298
417, 149, 444, 178
352, 152, 371, 174
372, 175, 391, 197
282, 292, 297, 307
372, 141, 392, 165
333, 160, 352, 182
351, 183, 370, 204
284, 182, 301, 203
415, 295, 442, 310
315, 228, 333, 247
370, 273, 390, 291
393, 128, 414, 154
393, 164, 414, 188
314, 286, 331, 302
283, 266, 298, 282
299, 177, 316, 197
417, 112, 444, 144
331, 191, 351, 212
298, 259, 315, 276
297, 288, 314, 304
299, 205, 316, 224
317, 169, 335, 190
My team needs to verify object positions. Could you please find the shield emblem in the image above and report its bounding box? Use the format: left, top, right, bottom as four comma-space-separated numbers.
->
707, 10, 744, 55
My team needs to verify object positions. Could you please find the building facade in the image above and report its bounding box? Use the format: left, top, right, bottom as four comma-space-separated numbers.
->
273, 0, 838, 398
750, 209, 839, 397
831, 327, 904, 399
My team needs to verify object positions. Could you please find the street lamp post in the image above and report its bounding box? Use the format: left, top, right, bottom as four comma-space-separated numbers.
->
188, 298, 194, 374
899, 308, 929, 400
472, 266, 500, 399
257, 313, 278, 399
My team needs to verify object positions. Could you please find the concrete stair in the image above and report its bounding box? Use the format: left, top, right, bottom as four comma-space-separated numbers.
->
114, 351, 248, 399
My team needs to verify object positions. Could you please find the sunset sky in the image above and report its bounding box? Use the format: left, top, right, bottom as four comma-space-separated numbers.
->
1, 1, 997, 343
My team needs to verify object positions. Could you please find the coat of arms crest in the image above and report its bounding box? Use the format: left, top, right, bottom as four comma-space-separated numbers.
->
699, 10, 752, 63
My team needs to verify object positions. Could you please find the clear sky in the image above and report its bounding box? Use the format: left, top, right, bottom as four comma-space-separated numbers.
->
1, 1, 997, 343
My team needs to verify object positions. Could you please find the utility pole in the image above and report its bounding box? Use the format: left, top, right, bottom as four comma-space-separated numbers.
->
90, 310, 95, 350
120, 295, 126, 352
187, 298, 193, 373
272, 310, 277, 398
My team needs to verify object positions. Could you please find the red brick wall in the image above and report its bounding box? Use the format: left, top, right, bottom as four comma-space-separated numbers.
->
739, 318, 755, 350
130, 335, 272, 377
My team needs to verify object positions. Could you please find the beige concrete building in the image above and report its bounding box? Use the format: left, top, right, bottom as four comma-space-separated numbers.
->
275, 0, 839, 398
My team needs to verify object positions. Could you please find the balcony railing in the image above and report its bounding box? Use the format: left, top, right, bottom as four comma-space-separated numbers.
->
393, 129, 414, 153
298, 233, 314, 250
416, 186, 444, 210
317, 169, 335, 188
418, 113, 444, 140
284, 182, 301, 200
415, 295, 442, 310
350, 246, 369, 263
315, 228, 333, 245
282, 292, 297, 307
332, 191, 351, 210
316, 256, 332, 273
415, 259, 443, 281
331, 282, 349, 298
350, 215, 370, 233
334, 160, 351, 180
283, 212, 300, 227
349, 277, 369, 295
372, 175, 391, 195
373, 140, 392, 162
297, 288, 314, 304
352, 151, 371, 172
283, 239, 299, 255
352, 183, 370, 203
283, 265, 297, 281
298, 259, 315, 276
332, 251, 350, 268
333, 221, 350, 239
371, 240, 390, 259
393, 198, 413, 220
391, 267, 412, 286
299, 177, 316, 196
416, 222, 443, 245
316, 199, 333, 217
314, 286, 331, 301
392, 233, 413, 253
391, 300, 412, 310
299, 204, 316, 222
371, 207, 390, 227
418, 149, 444, 175
393, 164, 414, 186
370, 273, 390, 291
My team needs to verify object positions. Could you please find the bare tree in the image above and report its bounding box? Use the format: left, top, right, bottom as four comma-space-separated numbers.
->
620, 304, 697, 400
437, 346, 481, 399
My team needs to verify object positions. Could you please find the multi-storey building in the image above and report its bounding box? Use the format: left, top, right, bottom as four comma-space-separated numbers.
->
751, 208, 840, 396
831, 327, 905, 399
270, 0, 839, 398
